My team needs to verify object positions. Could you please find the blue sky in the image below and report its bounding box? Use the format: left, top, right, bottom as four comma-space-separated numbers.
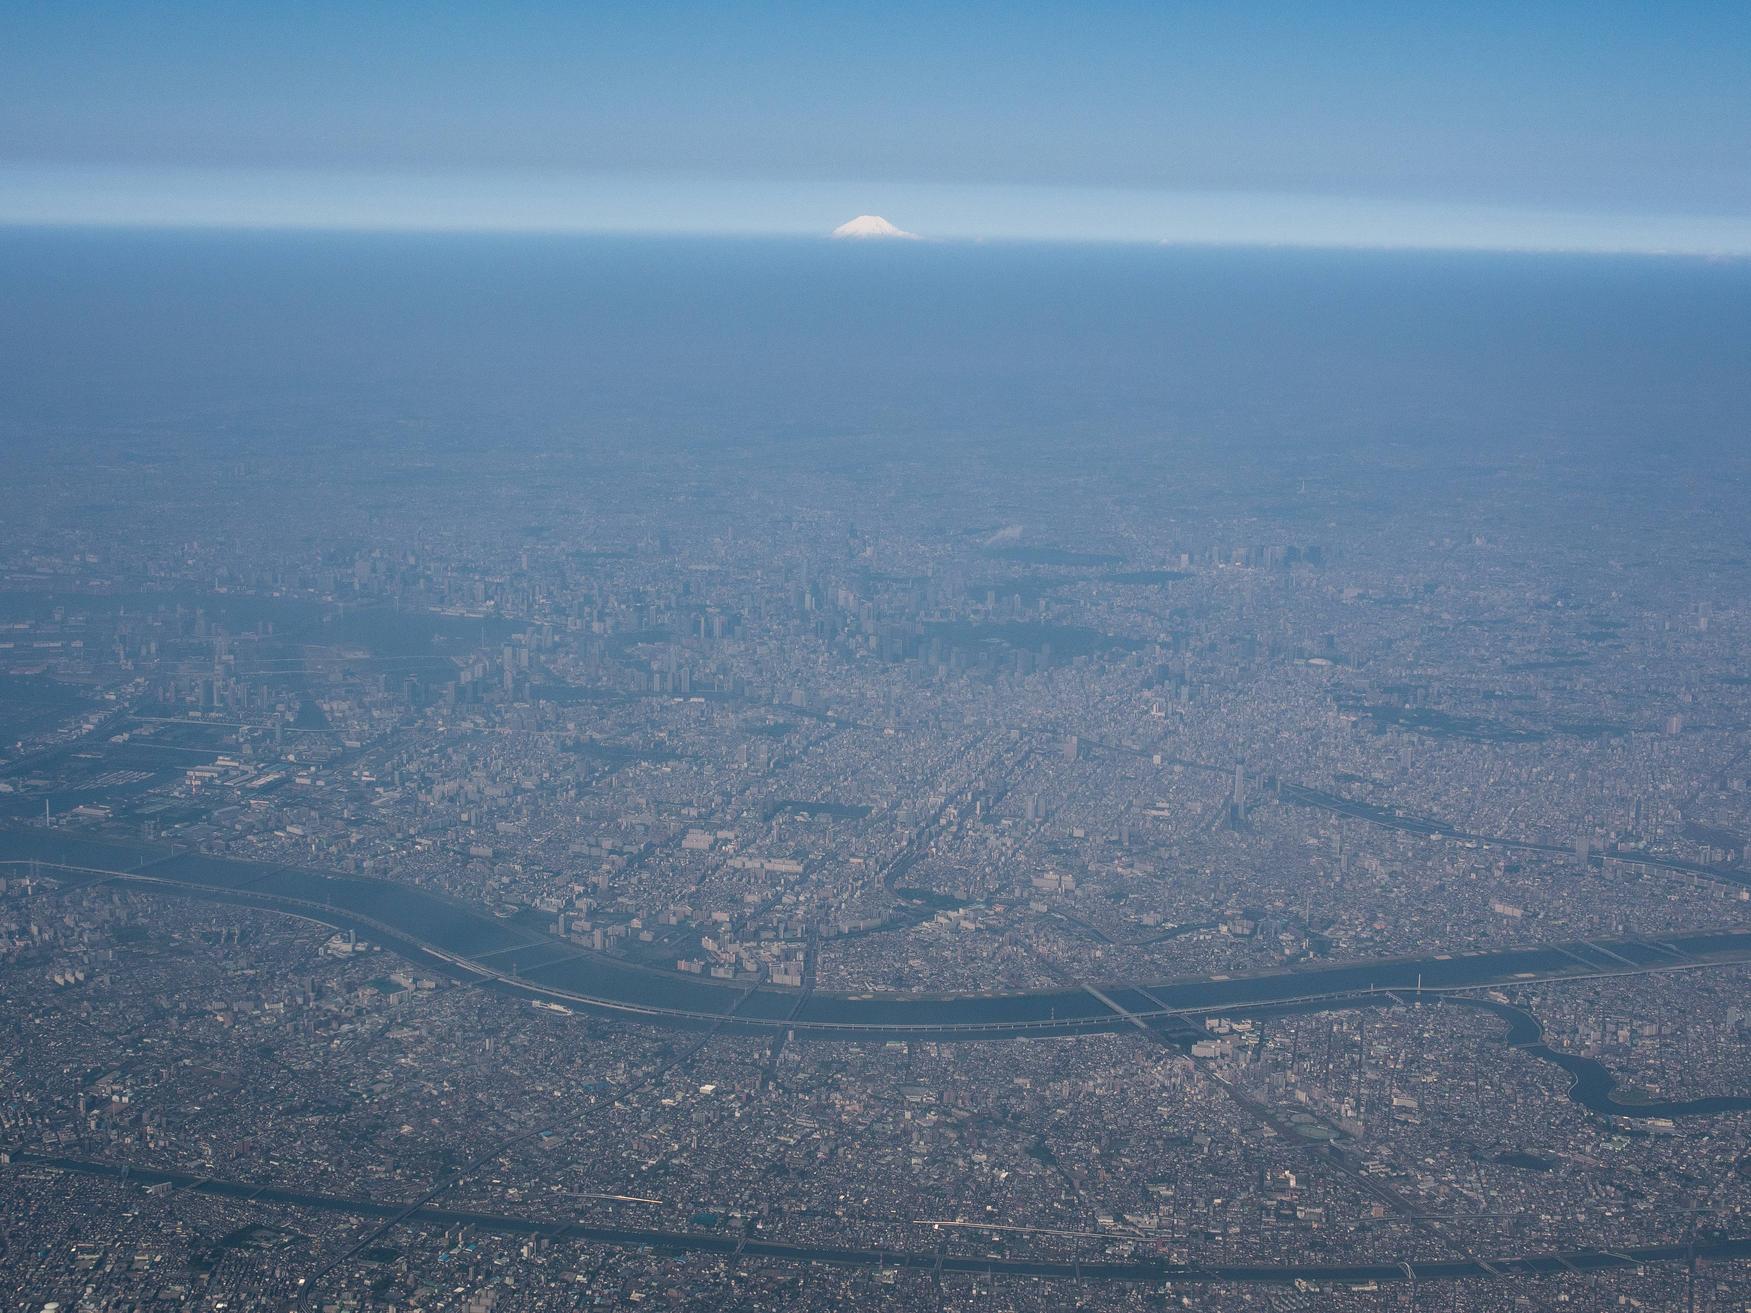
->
4, 1, 1749, 252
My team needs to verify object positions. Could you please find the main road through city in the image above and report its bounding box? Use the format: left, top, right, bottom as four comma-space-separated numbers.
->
14, 1151, 1751, 1290
8, 827, 1751, 1040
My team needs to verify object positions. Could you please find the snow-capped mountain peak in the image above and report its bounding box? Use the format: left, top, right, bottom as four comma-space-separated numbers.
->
830, 215, 919, 240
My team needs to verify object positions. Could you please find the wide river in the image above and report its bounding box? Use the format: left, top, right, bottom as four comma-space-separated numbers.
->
9, 828, 1751, 1049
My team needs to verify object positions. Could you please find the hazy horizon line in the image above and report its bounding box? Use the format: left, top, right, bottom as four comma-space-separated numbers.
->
3, 165, 1749, 260
6, 220, 1750, 266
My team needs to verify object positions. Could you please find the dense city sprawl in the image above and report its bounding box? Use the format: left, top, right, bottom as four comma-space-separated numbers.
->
6, 426, 1751, 1310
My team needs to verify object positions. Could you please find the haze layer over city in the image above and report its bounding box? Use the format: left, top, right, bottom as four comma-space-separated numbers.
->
6, 5, 1751, 1312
